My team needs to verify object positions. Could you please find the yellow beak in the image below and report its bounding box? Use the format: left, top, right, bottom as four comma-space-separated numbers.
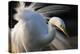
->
52, 24, 69, 37
59, 27, 69, 37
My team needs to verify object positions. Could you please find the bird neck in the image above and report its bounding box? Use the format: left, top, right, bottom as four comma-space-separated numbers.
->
44, 23, 56, 44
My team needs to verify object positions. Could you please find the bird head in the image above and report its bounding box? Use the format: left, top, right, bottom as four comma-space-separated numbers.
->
49, 17, 69, 37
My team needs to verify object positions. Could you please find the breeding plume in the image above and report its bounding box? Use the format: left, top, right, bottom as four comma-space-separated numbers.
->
10, 2, 71, 53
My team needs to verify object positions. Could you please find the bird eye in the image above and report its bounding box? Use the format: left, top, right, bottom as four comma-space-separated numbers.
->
60, 25, 64, 29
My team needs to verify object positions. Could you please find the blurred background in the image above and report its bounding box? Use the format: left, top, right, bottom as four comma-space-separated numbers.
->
9, 1, 78, 52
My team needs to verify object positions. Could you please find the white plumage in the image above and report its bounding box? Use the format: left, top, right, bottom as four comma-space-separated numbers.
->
11, 10, 56, 52
10, 2, 71, 53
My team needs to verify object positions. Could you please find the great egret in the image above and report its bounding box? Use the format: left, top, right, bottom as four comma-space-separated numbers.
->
10, 2, 71, 53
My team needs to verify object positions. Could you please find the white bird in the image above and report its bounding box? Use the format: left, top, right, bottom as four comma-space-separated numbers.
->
11, 9, 56, 52
10, 2, 71, 53
48, 17, 71, 50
